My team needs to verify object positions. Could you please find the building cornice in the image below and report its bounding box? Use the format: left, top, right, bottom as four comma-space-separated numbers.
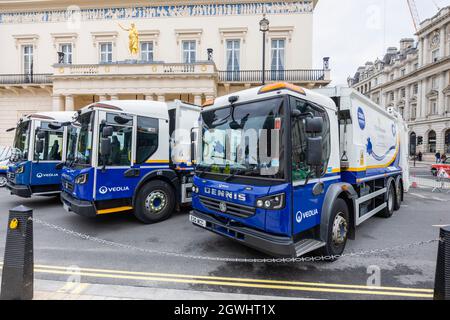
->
417, 6, 450, 36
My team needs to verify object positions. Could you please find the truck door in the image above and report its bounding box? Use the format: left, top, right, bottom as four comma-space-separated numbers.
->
31, 120, 65, 187
94, 111, 136, 201
290, 97, 333, 235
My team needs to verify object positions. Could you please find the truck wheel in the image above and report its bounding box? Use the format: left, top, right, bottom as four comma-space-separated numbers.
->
134, 180, 175, 224
0, 174, 7, 188
393, 180, 402, 211
319, 198, 349, 260
378, 183, 395, 218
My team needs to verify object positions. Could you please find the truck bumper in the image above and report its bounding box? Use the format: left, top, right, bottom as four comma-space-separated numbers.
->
61, 191, 97, 217
6, 182, 32, 198
190, 210, 298, 257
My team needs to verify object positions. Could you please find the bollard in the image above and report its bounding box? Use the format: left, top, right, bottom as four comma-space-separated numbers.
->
434, 226, 450, 300
0, 206, 33, 300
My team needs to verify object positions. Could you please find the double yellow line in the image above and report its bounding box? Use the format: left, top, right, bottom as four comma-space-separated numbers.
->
0, 262, 433, 299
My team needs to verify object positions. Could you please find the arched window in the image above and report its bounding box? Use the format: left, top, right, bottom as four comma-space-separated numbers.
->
445, 129, 450, 154
428, 130, 436, 153
409, 132, 417, 156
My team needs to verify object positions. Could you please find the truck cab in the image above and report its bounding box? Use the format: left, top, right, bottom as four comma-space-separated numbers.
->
6, 112, 75, 198
60, 100, 200, 223
190, 83, 408, 258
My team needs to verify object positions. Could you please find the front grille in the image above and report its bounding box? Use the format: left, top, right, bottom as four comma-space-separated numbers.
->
63, 179, 74, 192
7, 172, 15, 181
199, 195, 255, 218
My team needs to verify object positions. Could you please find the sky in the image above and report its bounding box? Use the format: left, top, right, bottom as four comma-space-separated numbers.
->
313, 0, 449, 85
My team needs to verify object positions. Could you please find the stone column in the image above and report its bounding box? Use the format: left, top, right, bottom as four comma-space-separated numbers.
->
144, 94, 154, 101
440, 27, 446, 58
423, 36, 429, 66
418, 38, 424, 67
52, 94, 64, 112
404, 85, 410, 121
193, 95, 202, 106
438, 72, 446, 115
65, 95, 74, 111
157, 95, 165, 102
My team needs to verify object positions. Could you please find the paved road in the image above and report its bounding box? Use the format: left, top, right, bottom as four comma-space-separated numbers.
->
0, 186, 448, 300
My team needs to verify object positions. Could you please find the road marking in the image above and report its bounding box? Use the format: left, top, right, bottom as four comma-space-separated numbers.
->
0, 262, 434, 298
58, 282, 90, 295
408, 193, 427, 199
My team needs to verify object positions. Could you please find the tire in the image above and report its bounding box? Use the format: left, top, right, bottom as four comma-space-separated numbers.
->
0, 174, 7, 188
319, 198, 350, 260
393, 179, 402, 211
134, 180, 175, 224
378, 183, 395, 218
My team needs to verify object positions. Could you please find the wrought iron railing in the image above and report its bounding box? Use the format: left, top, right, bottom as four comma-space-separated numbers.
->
218, 69, 327, 83
0, 74, 52, 85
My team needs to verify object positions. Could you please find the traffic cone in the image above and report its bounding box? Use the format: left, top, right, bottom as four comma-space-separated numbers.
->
411, 173, 418, 188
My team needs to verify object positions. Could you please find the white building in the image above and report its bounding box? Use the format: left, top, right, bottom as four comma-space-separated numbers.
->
0, 0, 330, 146
349, 6, 450, 158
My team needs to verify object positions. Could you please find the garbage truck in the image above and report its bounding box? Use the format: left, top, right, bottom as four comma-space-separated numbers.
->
189, 83, 409, 258
6, 112, 75, 197
60, 100, 200, 224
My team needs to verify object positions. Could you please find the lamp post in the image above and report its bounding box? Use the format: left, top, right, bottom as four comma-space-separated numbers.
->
259, 14, 269, 85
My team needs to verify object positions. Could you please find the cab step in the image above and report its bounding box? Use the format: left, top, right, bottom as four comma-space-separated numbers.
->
294, 239, 326, 257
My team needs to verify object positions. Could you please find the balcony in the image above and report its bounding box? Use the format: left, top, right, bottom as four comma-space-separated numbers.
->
0, 73, 52, 85
218, 69, 330, 84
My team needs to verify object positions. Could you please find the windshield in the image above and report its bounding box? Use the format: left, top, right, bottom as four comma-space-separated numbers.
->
11, 120, 31, 161
71, 111, 95, 166
199, 97, 285, 180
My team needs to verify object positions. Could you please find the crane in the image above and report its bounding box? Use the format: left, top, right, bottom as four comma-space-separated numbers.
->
407, 0, 421, 32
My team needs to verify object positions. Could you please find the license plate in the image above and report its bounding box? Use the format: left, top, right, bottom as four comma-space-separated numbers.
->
63, 203, 71, 212
189, 215, 206, 228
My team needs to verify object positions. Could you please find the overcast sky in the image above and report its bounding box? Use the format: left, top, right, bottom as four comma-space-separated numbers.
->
313, 0, 449, 85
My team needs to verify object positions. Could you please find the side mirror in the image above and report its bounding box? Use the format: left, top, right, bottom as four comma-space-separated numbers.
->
190, 129, 197, 163
305, 117, 323, 134
306, 136, 323, 167
100, 137, 112, 158
36, 130, 46, 140
102, 126, 113, 138
35, 139, 44, 154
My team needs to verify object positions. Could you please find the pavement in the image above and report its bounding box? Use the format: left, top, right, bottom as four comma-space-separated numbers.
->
0, 171, 448, 300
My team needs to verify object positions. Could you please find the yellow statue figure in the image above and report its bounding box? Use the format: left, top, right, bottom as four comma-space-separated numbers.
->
118, 22, 139, 56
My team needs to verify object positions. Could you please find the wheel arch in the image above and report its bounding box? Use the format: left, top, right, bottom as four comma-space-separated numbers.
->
320, 183, 358, 243
132, 169, 180, 208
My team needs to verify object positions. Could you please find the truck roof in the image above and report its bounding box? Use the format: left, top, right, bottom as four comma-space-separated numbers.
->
81, 100, 170, 120
208, 83, 337, 112
24, 111, 75, 123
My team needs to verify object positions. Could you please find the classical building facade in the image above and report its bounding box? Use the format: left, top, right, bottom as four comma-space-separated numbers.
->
0, 0, 330, 146
349, 6, 450, 158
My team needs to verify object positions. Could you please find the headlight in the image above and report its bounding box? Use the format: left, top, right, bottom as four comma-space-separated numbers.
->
75, 173, 88, 184
192, 185, 199, 193
256, 193, 285, 210
15, 166, 24, 174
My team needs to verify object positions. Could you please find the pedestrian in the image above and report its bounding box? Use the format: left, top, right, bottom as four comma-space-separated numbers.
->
435, 151, 441, 163
441, 154, 447, 163
418, 151, 422, 162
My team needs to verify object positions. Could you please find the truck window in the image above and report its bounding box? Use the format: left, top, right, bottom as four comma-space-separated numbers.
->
99, 113, 133, 167
291, 97, 331, 181
136, 117, 159, 164
34, 129, 64, 161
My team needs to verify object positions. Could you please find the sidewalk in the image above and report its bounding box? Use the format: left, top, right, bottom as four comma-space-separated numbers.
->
32, 279, 303, 300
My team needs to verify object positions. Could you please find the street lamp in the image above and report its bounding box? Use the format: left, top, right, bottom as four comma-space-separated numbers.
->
259, 14, 269, 85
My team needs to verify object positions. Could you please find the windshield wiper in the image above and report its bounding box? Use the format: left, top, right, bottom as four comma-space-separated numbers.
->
225, 169, 246, 182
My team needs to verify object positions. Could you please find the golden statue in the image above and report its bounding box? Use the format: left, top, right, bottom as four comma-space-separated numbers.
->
118, 22, 139, 56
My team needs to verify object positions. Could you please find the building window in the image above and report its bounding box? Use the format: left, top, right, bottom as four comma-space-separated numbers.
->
59, 43, 72, 64
413, 83, 419, 95
271, 39, 285, 80
431, 49, 440, 62
431, 76, 438, 90
99, 42, 113, 63
401, 68, 406, 77
140, 42, 154, 62
411, 104, 417, 120
182, 40, 196, 63
390, 92, 394, 101
22, 45, 33, 75
373, 78, 378, 86
401, 88, 406, 98
428, 130, 436, 153
390, 74, 394, 81
430, 100, 438, 115
226, 39, 240, 81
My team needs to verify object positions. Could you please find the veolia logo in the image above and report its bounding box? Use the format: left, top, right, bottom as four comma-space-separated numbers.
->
357, 107, 366, 130
98, 185, 130, 194
296, 209, 319, 223
36, 173, 59, 178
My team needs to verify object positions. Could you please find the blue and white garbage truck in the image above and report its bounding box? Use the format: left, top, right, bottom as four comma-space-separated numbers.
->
6, 112, 75, 197
60, 100, 200, 223
189, 83, 409, 258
